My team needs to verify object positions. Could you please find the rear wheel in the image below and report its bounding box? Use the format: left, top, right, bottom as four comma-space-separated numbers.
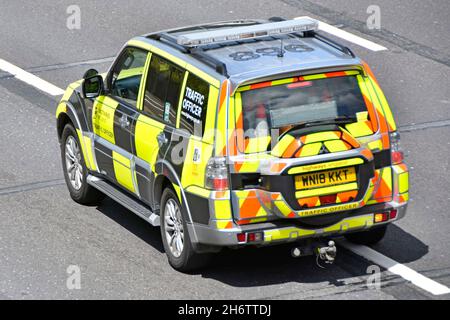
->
160, 188, 211, 272
60, 124, 104, 205
344, 225, 388, 245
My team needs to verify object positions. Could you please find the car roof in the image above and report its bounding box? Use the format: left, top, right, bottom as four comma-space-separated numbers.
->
139, 19, 364, 92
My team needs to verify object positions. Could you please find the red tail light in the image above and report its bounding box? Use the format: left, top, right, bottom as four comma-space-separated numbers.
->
213, 177, 228, 190
236, 232, 263, 243
391, 151, 404, 164
390, 132, 404, 164
205, 157, 229, 191
389, 209, 398, 219
374, 210, 397, 223
237, 233, 246, 243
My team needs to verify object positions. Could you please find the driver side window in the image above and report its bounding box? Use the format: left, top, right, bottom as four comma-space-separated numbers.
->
110, 47, 147, 108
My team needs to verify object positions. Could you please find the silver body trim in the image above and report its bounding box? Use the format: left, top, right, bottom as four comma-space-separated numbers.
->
87, 175, 160, 227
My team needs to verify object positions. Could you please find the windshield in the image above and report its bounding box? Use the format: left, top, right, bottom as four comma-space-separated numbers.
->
240, 75, 369, 137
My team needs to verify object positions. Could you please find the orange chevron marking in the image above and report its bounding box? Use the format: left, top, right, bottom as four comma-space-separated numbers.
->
282, 139, 302, 158
239, 197, 261, 218
324, 71, 347, 78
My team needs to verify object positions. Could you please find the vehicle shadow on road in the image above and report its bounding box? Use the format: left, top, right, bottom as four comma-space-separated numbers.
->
196, 224, 429, 288
372, 224, 429, 264
95, 198, 428, 288
95, 197, 165, 253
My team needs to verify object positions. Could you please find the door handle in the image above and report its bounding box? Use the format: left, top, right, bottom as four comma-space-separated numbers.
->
157, 132, 168, 146
119, 114, 130, 128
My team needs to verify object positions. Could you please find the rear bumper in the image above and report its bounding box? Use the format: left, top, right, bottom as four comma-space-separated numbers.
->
188, 202, 407, 247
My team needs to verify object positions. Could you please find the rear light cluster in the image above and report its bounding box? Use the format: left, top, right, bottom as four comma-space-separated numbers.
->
374, 209, 397, 223
237, 232, 264, 243
205, 157, 229, 191
390, 131, 404, 164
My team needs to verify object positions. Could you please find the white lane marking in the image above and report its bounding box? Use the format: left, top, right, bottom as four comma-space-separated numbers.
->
339, 240, 450, 296
295, 16, 388, 51
0, 58, 64, 96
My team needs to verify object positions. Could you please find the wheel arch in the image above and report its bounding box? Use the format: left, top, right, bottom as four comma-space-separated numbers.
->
56, 111, 74, 141
153, 160, 188, 220
56, 100, 84, 141
153, 174, 175, 210
154, 160, 220, 254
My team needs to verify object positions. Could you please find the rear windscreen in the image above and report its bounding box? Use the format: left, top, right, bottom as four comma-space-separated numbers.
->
241, 76, 368, 135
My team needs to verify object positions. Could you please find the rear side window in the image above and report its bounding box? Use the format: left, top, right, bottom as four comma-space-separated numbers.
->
143, 54, 184, 125
180, 74, 209, 136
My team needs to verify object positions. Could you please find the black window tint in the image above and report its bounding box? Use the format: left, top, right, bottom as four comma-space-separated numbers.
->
180, 74, 209, 136
143, 55, 183, 125
166, 68, 184, 123
110, 47, 147, 108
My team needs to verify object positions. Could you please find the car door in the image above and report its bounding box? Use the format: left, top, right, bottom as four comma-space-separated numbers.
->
92, 46, 149, 195
132, 53, 186, 207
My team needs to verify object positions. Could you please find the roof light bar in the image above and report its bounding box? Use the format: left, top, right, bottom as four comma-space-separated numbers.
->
177, 18, 319, 47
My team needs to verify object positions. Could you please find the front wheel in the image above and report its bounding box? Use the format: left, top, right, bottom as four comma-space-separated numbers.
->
344, 225, 388, 246
60, 124, 104, 205
160, 188, 211, 272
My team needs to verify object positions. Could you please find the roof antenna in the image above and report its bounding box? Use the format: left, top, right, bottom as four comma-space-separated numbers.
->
278, 38, 284, 58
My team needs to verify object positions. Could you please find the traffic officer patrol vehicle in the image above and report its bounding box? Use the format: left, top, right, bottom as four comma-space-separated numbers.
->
56, 17, 409, 271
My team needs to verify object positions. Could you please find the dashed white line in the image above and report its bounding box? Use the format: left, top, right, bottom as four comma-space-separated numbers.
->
295, 16, 388, 51
339, 239, 450, 296
0, 58, 64, 96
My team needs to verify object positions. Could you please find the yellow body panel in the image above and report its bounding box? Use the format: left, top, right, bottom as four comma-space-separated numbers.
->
112, 151, 135, 193
55, 103, 67, 119
297, 142, 322, 157
398, 172, 409, 194
264, 214, 373, 242
214, 200, 233, 220
185, 185, 211, 198
134, 114, 164, 165
92, 96, 117, 144
271, 134, 295, 157
181, 137, 213, 188
345, 121, 374, 137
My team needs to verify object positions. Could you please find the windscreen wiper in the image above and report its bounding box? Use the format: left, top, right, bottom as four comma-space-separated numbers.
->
304, 115, 357, 127
279, 115, 357, 139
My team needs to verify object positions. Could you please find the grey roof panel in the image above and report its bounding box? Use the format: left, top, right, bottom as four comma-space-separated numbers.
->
205, 36, 355, 77
138, 20, 364, 90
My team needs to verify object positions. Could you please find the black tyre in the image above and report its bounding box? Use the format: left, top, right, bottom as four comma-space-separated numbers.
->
160, 188, 211, 272
344, 225, 388, 246
60, 124, 104, 205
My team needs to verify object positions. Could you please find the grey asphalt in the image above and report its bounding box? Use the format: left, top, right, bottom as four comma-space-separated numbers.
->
0, 0, 449, 300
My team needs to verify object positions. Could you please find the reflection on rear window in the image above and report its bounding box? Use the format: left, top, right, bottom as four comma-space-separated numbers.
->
241, 76, 368, 136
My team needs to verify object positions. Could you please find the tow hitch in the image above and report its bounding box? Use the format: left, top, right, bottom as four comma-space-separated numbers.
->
291, 240, 337, 268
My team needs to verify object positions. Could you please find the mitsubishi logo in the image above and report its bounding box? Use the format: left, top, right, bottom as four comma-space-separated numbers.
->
319, 144, 329, 154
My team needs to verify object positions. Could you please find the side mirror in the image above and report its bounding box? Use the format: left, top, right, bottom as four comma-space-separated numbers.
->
82, 75, 104, 99
83, 68, 99, 79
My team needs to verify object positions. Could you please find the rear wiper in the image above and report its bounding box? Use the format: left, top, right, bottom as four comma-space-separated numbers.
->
279, 116, 357, 138
304, 115, 357, 127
